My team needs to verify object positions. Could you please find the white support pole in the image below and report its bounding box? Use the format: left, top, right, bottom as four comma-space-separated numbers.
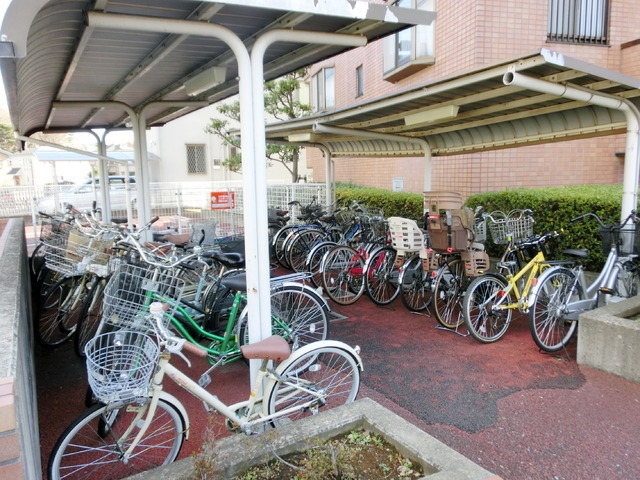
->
86, 11, 260, 381
250, 30, 367, 344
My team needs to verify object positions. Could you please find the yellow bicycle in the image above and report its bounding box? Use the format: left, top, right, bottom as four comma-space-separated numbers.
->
462, 230, 559, 343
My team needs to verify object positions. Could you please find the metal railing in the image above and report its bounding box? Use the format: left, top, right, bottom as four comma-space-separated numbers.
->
2, 181, 326, 248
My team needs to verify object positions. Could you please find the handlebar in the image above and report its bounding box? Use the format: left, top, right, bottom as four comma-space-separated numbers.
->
572, 210, 637, 230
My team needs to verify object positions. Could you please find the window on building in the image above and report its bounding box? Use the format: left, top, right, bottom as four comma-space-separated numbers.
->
311, 67, 335, 112
356, 65, 364, 98
186, 144, 206, 174
548, 0, 609, 44
383, 0, 435, 83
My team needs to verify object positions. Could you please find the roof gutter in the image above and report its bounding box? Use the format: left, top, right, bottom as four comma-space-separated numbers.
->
503, 70, 640, 222
312, 123, 433, 191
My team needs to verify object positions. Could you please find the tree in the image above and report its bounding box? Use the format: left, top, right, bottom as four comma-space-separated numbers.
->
0, 123, 19, 153
205, 70, 311, 183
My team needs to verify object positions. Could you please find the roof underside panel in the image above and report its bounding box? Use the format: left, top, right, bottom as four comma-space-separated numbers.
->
1, 0, 433, 136
263, 50, 640, 157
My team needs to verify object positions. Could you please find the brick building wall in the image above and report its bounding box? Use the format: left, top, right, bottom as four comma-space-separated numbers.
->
305, 0, 640, 198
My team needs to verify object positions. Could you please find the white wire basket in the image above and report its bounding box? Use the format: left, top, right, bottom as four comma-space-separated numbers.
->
102, 263, 186, 332
85, 330, 159, 404
488, 210, 534, 244
42, 228, 115, 276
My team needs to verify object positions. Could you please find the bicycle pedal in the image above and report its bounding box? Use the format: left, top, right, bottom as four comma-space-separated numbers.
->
198, 373, 211, 388
598, 287, 615, 296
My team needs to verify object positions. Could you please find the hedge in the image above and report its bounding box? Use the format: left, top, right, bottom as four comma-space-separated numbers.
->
336, 184, 633, 271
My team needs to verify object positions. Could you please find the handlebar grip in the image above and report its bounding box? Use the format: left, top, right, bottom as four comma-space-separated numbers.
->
571, 213, 591, 223
151, 216, 160, 224
182, 340, 209, 358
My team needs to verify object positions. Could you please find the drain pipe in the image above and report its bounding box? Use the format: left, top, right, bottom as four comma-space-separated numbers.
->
503, 70, 640, 222
312, 123, 433, 191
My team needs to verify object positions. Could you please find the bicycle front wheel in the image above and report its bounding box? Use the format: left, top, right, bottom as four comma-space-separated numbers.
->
266, 345, 360, 427
36, 277, 80, 347
74, 276, 107, 357
432, 257, 467, 328
364, 246, 401, 306
528, 267, 582, 352
48, 398, 186, 480
321, 245, 365, 305
463, 274, 512, 343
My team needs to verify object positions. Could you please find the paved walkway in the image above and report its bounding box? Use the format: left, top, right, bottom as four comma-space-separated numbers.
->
36, 292, 640, 479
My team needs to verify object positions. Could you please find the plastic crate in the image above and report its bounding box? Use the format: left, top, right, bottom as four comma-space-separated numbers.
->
423, 191, 463, 214
461, 251, 490, 276
388, 217, 426, 254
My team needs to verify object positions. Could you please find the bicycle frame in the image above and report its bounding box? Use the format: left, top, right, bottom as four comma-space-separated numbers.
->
492, 250, 549, 312
120, 339, 360, 461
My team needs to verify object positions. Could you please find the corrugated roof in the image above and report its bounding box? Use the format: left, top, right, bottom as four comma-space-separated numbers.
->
264, 49, 640, 156
0, 0, 434, 138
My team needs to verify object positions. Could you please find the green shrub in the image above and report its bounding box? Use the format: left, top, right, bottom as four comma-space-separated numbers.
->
465, 185, 631, 271
335, 184, 633, 271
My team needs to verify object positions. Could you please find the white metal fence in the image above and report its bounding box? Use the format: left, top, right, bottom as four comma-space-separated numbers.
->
3, 181, 327, 248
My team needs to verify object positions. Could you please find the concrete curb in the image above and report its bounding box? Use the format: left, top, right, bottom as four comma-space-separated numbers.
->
127, 397, 499, 480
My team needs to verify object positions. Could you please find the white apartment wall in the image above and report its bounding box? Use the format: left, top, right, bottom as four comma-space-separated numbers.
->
156, 101, 311, 184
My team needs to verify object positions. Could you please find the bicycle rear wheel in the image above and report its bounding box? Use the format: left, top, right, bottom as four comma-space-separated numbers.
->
364, 246, 401, 306
398, 255, 434, 312
305, 241, 337, 288
463, 274, 512, 343
266, 344, 360, 427
432, 257, 467, 328
321, 245, 365, 305
528, 267, 582, 352
48, 398, 185, 480
286, 229, 326, 272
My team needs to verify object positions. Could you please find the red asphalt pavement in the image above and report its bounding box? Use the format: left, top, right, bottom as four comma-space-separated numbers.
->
36, 292, 640, 479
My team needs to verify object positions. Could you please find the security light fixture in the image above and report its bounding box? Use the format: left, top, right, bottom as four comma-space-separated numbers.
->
184, 66, 227, 97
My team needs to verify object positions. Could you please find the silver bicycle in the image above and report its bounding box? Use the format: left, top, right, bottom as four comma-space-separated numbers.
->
528, 211, 640, 352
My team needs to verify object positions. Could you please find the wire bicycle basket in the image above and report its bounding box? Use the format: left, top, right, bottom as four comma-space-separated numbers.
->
102, 263, 186, 332
42, 227, 115, 276
85, 330, 159, 404
600, 223, 640, 256
488, 210, 534, 245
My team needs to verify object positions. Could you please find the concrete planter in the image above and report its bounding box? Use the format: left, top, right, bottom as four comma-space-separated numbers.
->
128, 397, 499, 480
578, 295, 640, 383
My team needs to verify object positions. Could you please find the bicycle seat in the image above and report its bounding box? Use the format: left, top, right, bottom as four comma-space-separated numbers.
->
221, 272, 247, 291
563, 248, 588, 258
205, 251, 245, 269
240, 335, 291, 361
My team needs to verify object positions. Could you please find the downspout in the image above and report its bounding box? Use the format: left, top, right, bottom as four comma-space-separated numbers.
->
250, 30, 366, 343
312, 123, 433, 191
503, 70, 640, 222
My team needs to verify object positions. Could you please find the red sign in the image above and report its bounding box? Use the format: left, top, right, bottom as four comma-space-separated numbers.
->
210, 191, 235, 210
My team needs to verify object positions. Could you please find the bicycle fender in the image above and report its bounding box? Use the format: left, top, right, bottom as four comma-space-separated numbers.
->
275, 340, 364, 375
528, 265, 569, 299
158, 391, 190, 440
279, 282, 331, 312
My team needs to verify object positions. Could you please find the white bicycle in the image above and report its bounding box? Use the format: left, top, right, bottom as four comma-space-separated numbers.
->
48, 303, 362, 479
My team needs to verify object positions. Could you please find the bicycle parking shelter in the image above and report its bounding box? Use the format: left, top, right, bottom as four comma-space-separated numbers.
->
3, 0, 640, 382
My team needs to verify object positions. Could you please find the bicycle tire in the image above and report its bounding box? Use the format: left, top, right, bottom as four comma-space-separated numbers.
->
36, 277, 79, 347
528, 267, 582, 352
305, 241, 337, 288
238, 284, 330, 350
74, 276, 107, 357
266, 344, 360, 427
364, 246, 401, 306
321, 245, 365, 305
273, 225, 296, 269
48, 398, 185, 480
398, 255, 434, 312
432, 257, 467, 328
463, 273, 513, 343
286, 229, 326, 273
